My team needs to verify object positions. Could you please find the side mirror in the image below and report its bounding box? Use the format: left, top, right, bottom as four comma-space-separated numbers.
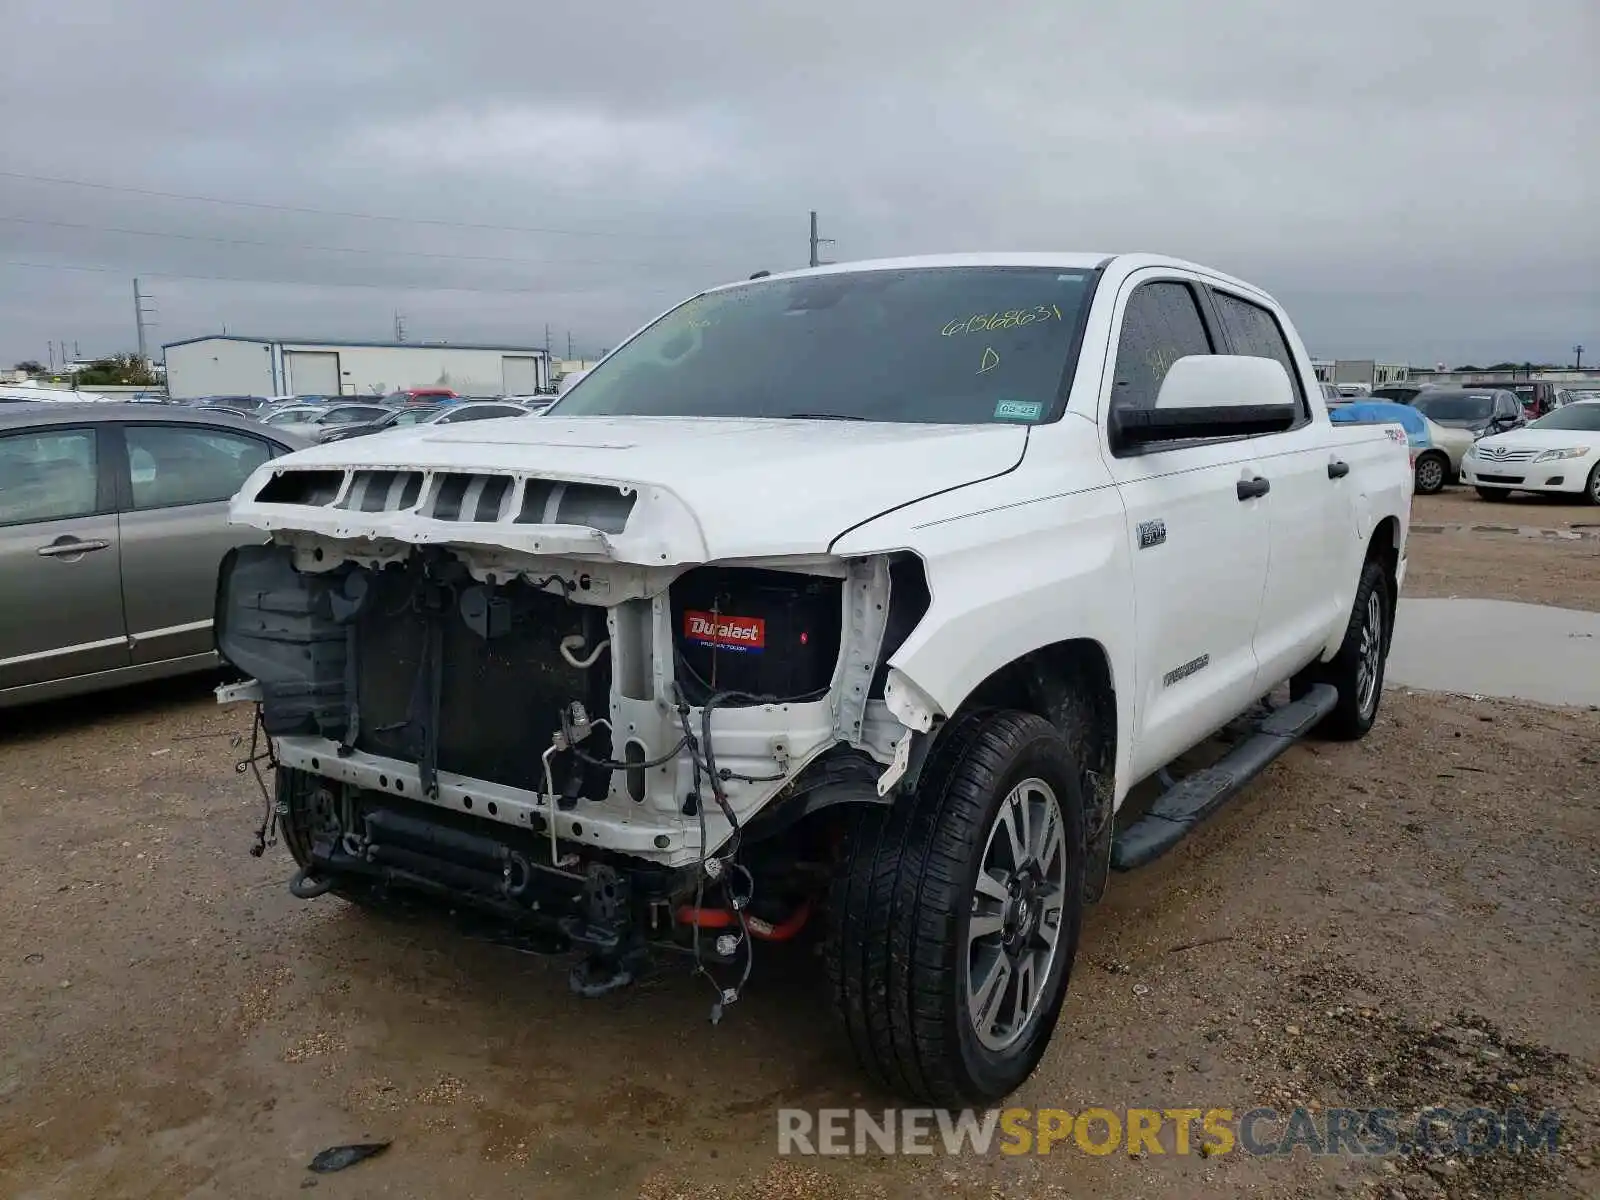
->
1109, 355, 1299, 450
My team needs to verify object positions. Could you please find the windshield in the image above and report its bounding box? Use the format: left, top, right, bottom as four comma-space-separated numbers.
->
548, 266, 1098, 424
1413, 393, 1495, 421
265, 408, 316, 425
1529, 404, 1600, 432
395, 406, 442, 425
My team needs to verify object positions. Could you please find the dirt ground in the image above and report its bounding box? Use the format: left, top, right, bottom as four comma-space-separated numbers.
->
1407, 490, 1600, 612
2, 511, 1597, 1200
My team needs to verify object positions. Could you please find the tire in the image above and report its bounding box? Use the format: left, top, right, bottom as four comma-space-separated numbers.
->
1476, 486, 1511, 501
826, 710, 1086, 1106
1586, 462, 1600, 507
1295, 558, 1392, 741
1414, 452, 1448, 495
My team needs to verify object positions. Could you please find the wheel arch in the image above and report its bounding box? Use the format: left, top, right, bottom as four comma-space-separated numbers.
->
894, 638, 1121, 888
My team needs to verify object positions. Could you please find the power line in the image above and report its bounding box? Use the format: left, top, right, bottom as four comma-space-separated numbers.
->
0, 258, 691, 299
0, 212, 742, 272
0, 168, 751, 244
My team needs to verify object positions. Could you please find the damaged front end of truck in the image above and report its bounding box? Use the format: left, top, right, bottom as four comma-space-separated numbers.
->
217, 458, 932, 1004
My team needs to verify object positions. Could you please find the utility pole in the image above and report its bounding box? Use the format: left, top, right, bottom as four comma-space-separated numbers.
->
566, 330, 573, 360
47, 341, 55, 372
544, 323, 551, 355
133, 278, 158, 364
1576, 344, 1585, 370
394, 310, 407, 343
808, 211, 835, 268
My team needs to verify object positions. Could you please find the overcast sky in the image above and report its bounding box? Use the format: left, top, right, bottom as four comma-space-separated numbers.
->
2, 0, 1594, 370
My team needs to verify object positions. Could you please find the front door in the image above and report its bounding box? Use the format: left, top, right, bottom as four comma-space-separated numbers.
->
0, 424, 127, 691
1098, 275, 1272, 781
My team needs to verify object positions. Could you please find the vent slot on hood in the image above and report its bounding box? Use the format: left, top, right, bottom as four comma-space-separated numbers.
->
429, 473, 514, 522
258, 469, 345, 506
340, 470, 424, 513
516, 480, 636, 534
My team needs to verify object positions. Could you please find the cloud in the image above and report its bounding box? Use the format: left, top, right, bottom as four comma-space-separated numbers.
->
0, 0, 1594, 368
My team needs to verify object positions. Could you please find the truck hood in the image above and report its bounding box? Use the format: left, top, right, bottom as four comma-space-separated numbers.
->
231, 415, 1028, 564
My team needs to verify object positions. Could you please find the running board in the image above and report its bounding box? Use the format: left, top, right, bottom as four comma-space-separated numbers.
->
1110, 683, 1338, 871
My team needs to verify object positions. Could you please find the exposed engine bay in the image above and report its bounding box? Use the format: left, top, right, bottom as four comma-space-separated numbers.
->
217, 534, 928, 1004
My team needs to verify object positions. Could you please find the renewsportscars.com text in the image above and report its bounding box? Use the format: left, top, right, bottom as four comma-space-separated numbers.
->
777, 1106, 1563, 1158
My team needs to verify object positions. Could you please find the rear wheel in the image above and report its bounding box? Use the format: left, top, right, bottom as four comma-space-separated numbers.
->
826, 710, 1085, 1106
1476, 486, 1511, 501
1295, 557, 1392, 741
1414, 452, 1448, 495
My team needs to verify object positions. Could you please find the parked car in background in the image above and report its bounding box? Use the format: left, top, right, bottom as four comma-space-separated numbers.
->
1, 385, 114, 403
557, 368, 590, 394
1329, 399, 1448, 493
1334, 382, 1371, 398
1457, 379, 1561, 420
0, 404, 305, 707
1319, 382, 1344, 405
190, 394, 272, 414
260, 405, 328, 428
1410, 389, 1525, 442
268, 403, 396, 443
1461, 400, 1600, 504
318, 401, 534, 443
383, 387, 458, 408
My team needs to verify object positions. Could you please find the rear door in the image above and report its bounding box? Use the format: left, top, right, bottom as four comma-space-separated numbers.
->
0, 423, 127, 690
112, 422, 276, 665
1098, 275, 1272, 780
1205, 285, 1350, 688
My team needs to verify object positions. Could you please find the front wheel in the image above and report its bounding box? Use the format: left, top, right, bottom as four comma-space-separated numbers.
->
1586, 462, 1600, 506
827, 710, 1085, 1106
1414, 452, 1448, 495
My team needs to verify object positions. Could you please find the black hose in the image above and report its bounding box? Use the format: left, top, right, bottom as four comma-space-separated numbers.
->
289, 865, 336, 900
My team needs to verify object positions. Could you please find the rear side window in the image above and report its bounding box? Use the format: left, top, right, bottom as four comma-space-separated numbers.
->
0, 428, 98, 526
1108, 281, 1213, 412
125, 426, 272, 509
1210, 291, 1306, 412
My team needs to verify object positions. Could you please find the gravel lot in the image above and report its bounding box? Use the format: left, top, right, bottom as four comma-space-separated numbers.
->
3, 507, 1597, 1200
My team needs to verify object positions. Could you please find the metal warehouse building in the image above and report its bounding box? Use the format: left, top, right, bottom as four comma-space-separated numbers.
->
161, 336, 551, 400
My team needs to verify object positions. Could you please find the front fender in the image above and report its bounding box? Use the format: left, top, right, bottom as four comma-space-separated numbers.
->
838, 481, 1137, 802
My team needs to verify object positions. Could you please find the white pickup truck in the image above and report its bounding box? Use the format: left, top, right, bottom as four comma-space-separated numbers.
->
216, 253, 1410, 1105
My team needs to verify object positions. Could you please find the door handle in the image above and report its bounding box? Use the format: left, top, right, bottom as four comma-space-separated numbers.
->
37, 537, 111, 558
1327, 460, 1350, 479
1236, 476, 1271, 501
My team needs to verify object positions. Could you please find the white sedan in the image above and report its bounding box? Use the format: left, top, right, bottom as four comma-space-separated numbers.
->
1461, 400, 1600, 504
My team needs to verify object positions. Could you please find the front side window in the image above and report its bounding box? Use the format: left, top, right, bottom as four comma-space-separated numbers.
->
549, 266, 1097, 425
1108, 280, 1213, 413
0, 428, 98, 526
124, 426, 271, 509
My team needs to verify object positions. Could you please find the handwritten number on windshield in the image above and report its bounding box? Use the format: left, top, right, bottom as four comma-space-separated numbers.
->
942, 305, 1063, 337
